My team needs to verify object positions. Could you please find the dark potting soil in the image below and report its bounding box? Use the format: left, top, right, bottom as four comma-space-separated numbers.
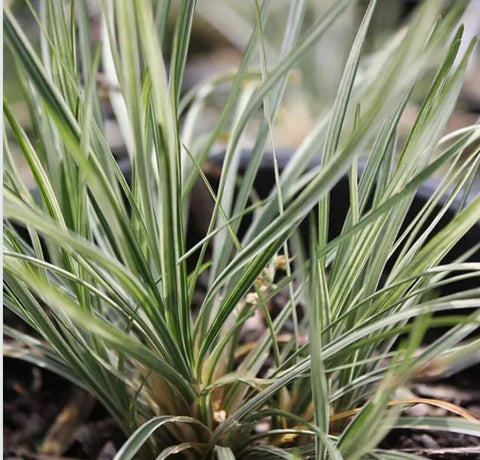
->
4, 344, 480, 459
3, 358, 125, 460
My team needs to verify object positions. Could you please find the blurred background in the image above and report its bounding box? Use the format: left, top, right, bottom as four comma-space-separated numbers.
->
4, 0, 480, 184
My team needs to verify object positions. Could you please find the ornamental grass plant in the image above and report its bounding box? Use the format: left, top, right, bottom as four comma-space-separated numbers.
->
3, 1, 480, 458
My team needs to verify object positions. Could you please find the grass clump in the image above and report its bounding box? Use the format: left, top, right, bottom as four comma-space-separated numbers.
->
3, 1, 480, 459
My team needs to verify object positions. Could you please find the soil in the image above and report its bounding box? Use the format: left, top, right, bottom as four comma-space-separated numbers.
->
4, 319, 480, 459
380, 365, 480, 459
3, 358, 125, 460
